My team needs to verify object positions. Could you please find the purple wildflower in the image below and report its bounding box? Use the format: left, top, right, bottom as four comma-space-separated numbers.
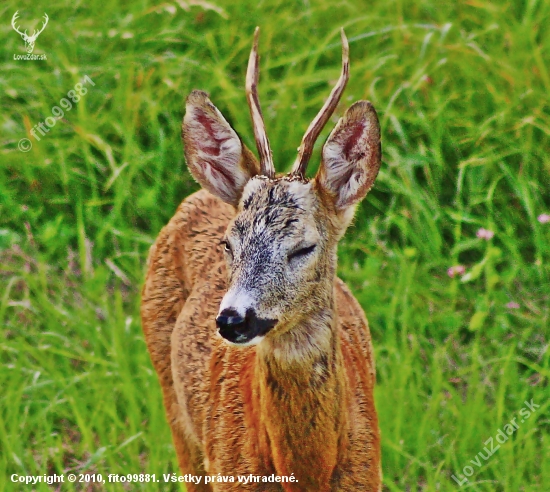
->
477, 228, 494, 240
447, 265, 466, 278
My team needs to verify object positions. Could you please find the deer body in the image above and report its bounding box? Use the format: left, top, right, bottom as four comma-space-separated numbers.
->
141, 29, 382, 491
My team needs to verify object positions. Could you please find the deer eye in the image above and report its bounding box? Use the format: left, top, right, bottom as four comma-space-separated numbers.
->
220, 240, 232, 256
287, 244, 316, 262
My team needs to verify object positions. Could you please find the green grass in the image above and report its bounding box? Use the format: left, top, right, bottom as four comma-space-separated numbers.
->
1, 0, 549, 490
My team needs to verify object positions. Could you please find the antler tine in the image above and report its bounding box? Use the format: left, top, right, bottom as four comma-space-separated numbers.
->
35, 14, 49, 35
246, 27, 275, 179
291, 28, 350, 177
11, 11, 25, 36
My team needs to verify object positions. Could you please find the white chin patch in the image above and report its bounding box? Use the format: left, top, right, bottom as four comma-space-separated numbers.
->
219, 334, 265, 347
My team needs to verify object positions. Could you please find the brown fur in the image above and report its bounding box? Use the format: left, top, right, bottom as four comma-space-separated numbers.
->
142, 38, 382, 487
141, 186, 381, 491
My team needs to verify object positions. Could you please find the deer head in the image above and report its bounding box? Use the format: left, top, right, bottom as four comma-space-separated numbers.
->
183, 28, 381, 346
11, 11, 49, 54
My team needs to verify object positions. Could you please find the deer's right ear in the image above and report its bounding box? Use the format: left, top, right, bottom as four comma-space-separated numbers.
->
183, 90, 260, 206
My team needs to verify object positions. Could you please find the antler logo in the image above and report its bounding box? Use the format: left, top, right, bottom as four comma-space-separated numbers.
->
11, 11, 49, 54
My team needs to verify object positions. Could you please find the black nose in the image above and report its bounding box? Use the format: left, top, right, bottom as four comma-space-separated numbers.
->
216, 308, 277, 345
216, 309, 246, 333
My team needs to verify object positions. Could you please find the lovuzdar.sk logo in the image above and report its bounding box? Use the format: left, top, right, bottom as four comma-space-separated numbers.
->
11, 11, 48, 61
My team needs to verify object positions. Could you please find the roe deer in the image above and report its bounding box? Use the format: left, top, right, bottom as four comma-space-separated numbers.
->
141, 28, 382, 491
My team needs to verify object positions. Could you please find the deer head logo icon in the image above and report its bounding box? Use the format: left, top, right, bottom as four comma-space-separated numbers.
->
11, 11, 49, 54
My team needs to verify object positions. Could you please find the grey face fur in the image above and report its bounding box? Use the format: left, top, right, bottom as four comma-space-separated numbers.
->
218, 177, 334, 343
182, 90, 381, 347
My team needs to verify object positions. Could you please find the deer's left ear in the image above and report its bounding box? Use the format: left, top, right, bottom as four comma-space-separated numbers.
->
316, 101, 381, 213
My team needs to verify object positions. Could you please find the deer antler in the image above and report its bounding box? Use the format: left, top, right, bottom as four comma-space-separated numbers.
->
11, 11, 27, 37
291, 29, 350, 177
31, 13, 49, 39
246, 27, 275, 179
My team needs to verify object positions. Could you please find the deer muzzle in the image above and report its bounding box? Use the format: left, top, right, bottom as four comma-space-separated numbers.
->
216, 308, 277, 345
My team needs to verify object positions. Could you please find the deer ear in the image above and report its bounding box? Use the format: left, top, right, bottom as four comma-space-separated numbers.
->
316, 101, 381, 213
183, 90, 259, 206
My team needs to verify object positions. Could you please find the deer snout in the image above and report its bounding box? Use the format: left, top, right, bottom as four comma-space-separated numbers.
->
216, 308, 277, 346
216, 308, 246, 332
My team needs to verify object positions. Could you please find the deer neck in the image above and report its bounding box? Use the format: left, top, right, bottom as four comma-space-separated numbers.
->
255, 297, 348, 490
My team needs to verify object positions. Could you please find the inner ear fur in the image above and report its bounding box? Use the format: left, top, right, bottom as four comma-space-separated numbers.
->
316, 100, 381, 211
183, 90, 259, 206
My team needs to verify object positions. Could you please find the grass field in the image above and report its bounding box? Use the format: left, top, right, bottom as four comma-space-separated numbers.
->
1, 0, 549, 490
